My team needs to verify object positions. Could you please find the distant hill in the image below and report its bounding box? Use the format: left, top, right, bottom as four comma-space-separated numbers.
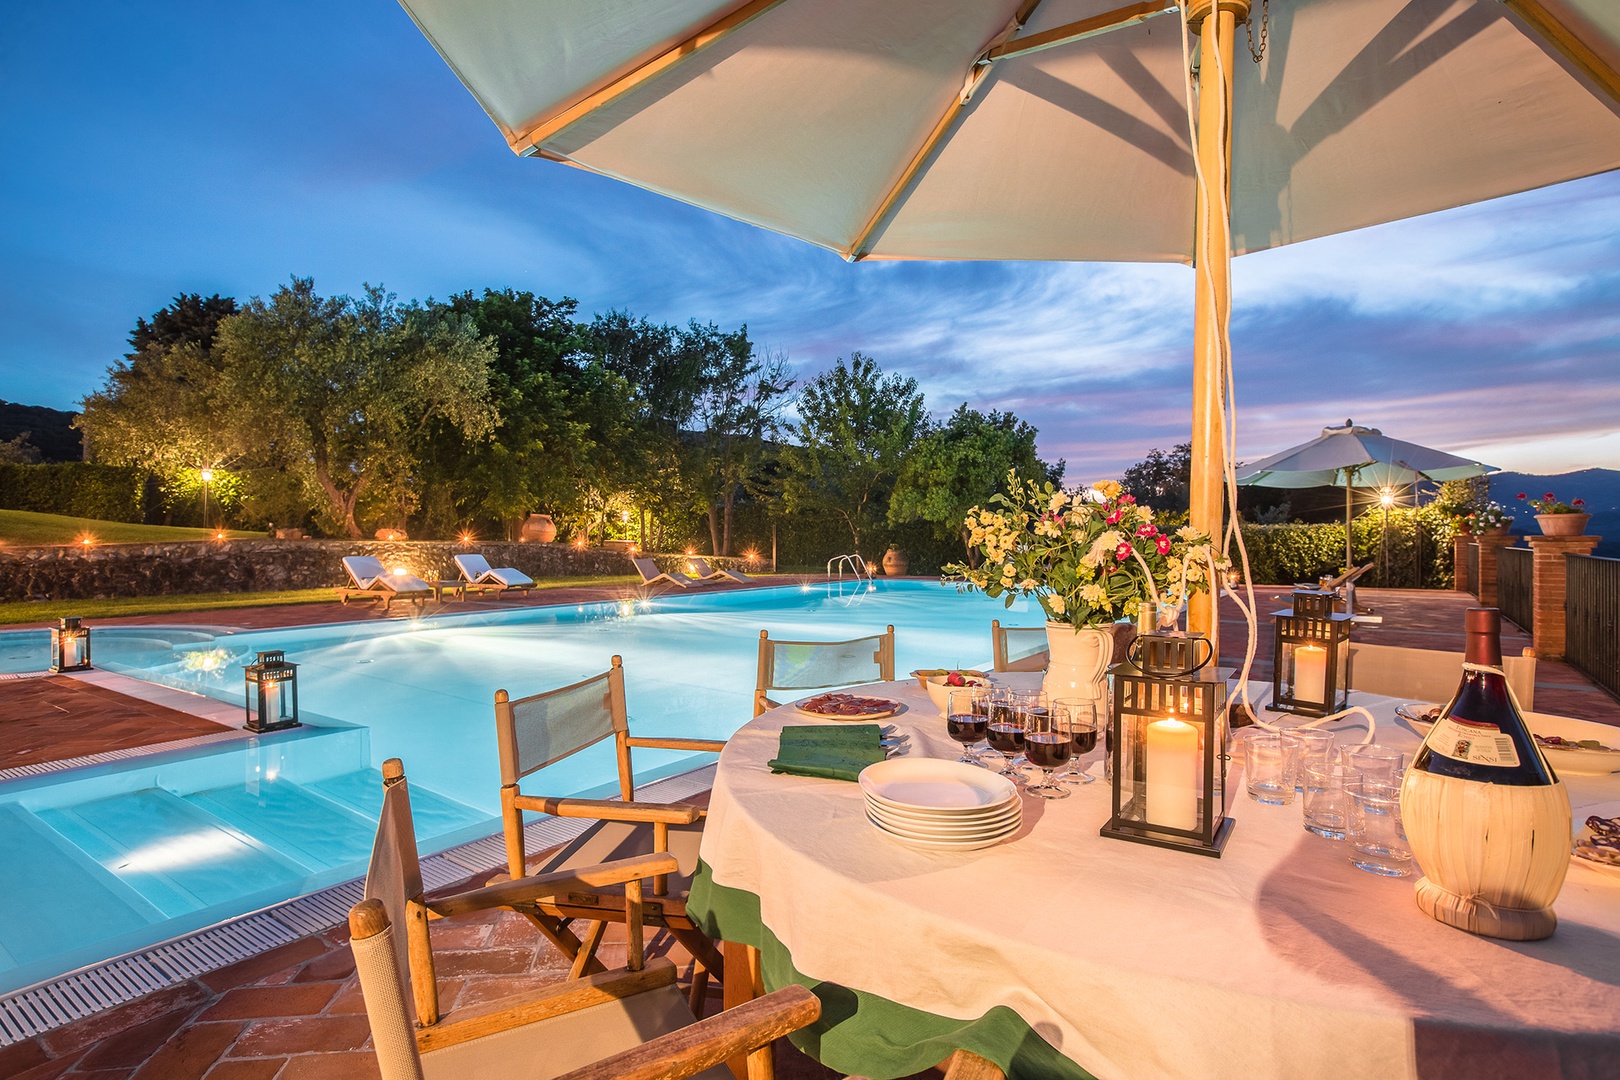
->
0, 401, 80, 462
1488, 468, 1620, 558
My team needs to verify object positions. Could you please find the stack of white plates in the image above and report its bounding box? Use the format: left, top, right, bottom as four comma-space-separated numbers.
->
857, 758, 1022, 850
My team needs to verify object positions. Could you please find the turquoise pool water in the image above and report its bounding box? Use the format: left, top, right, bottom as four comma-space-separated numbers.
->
0, 581, 1042, 993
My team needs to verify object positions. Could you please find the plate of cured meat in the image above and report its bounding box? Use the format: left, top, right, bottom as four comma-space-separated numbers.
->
794, 692, 904, 721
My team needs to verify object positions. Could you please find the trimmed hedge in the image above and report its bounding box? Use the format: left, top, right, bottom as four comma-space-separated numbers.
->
1239, 506, 1457, 589
0, 463, 147, 523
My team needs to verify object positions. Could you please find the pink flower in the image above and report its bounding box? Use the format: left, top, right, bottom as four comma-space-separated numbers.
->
1105, 510, 1123, 525
1574, 498, 1586, 507
1114, 542, 1133, 562
1545, 492, 1556, 501
1120, 494, 1137, 504
1516, 493, 1526, 500
1136, 524, 1157, 538
1155, 534, 1172, 555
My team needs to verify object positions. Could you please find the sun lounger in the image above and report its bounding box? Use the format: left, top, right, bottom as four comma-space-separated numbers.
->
632, 556, 707, 589
688, 557, 750, 583
338, 555, 433, 611
453, 552, 535, 597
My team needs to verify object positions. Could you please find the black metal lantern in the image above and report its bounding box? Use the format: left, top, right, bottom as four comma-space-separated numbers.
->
244, 650, 300, 733
1102, 633, 1233, 857
1269, 590, 1352, 718
50, 616, 91, 673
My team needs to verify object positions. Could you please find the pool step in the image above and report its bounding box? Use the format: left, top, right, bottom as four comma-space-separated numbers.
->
0, 804, 166, 975
307, 768, 487, 838
38, 789, 309, 920
185, 779, 380, 873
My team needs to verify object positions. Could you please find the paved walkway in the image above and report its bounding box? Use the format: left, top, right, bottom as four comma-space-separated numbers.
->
0, 676, 231, 771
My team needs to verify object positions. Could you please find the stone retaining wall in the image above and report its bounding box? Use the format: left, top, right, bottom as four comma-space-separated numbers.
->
0, 540, 756, 602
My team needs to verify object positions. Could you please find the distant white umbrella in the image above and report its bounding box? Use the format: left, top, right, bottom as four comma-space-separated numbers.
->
396, 0, 1620, 633
1235, 420, 1495, 571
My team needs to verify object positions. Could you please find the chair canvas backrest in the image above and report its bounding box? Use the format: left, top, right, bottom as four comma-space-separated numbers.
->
496, 665, 628, 787
992, 620, 1050, 672
349, 913, 427, 1080
454, 553, 493, 581
690, 558, 715, 577
1348, 642, 1536, 710
344, 555, 388, 587
364, 773, 425, 1021
632, 557, 661, 581
757, 626, 896, 702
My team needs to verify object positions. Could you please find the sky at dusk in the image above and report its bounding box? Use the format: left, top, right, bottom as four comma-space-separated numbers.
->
3, 1, 1617, 478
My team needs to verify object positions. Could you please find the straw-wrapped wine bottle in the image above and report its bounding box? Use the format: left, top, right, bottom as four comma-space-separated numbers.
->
1399, 608, 1571, 940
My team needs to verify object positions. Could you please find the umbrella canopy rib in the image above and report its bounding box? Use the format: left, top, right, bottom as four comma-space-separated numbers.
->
1505, 0, 1620, 107
507, 0, 789, 157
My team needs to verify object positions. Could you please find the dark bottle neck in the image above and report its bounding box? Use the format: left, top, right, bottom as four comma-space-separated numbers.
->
1464, 607, 1503, 667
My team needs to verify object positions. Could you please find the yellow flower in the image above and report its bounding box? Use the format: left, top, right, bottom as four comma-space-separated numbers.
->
1018, 578, 1038, 591
1048, 595, 1067, 615
1080, 583, 1106, 604
1176, 525, 1201, 541
1095, 479, 1122, 500
1048, 491, 1070, 512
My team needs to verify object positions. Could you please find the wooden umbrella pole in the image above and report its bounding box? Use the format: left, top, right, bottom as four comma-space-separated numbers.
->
1187, 0, 1246, 639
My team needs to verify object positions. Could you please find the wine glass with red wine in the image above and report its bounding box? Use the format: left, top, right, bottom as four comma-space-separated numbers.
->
1023, 706, 1073, 799
946, 687, 990, 767
985, 688, 1029, 780
1052, 698, 1099, 785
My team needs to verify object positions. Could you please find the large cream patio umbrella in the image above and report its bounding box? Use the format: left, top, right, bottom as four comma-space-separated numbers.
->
396, 0, 1620, 634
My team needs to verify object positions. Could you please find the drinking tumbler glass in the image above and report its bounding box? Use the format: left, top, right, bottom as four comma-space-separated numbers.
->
1345, 780, 1413, 876
1244, 733, 1302, 805
1302, 762, 1356, 839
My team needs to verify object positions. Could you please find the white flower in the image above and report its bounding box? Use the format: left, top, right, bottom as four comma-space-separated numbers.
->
1080, 583, 1106, 603
1048, 491, 1070, 512
1048, 594, 1066, 615
1176, 525, 1201, 541
1018, 578, 1038, 591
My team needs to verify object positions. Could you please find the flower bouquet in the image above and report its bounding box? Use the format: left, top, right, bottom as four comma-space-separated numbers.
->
945, 472, 1223, 701
1517, 491, 1590, 537
1461, 502, 1513, 535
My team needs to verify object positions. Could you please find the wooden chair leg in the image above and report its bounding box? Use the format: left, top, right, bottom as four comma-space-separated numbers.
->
519, 910, 606, 976
669, 924, 726, 981
725, 941, 772, 1080
569, 920, 609, 980
942, 1049, 1006, 1080
687, 963, 711, 1018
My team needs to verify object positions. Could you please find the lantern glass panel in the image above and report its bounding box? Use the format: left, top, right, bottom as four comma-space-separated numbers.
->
244, 651, 300, 732
1270, 592, 1352, 718
50, 618, 91, 673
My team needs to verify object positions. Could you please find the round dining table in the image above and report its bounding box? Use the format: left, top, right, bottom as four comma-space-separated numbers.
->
687, 673, 1620, 1080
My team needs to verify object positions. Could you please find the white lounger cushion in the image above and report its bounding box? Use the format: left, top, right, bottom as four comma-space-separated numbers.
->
343, 555, 431, 593
454, 553, 535, 587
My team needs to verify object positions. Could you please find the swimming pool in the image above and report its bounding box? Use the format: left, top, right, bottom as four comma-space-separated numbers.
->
0, 581, 1043, 993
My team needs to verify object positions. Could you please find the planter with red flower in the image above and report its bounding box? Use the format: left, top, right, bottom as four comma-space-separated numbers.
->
1516, 491, 1590, 537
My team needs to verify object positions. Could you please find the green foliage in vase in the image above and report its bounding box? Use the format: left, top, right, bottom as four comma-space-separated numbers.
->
946, 472, 1221, 628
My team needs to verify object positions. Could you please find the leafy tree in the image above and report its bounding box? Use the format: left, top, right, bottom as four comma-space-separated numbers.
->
783, 353, 926, 552
77, 293, 240, 478
1121, 442, 1191, 513
214, 279, 498, 537
889, 404, 1061, 565
0, 433, 43, 465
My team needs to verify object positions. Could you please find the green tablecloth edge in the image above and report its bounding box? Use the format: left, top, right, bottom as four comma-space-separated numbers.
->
688, 860, 1094, 1080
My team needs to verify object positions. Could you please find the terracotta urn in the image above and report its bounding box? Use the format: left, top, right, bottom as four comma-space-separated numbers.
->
521, 513, 557, 543
881, 547, 909, 576
1534, 512, 1589, 537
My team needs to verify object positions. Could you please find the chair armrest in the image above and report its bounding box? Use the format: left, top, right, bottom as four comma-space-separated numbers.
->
513, 796, 704, 825
417, 958, 679, 1053
941, 1049, 1007, 1080
427, 853, 678, 918
624, 735, 728, 753
550, 985, 821, 1080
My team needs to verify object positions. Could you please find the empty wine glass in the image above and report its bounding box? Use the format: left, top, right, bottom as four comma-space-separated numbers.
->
1052, 697, 1099, 785
1023, 707, 1073, 799
945, 687, 990, 767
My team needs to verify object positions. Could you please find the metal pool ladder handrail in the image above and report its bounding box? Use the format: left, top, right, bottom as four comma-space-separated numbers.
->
826, 553, 874, 604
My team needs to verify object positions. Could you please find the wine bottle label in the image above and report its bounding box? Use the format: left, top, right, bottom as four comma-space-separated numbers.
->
1427, 714, 1521, 768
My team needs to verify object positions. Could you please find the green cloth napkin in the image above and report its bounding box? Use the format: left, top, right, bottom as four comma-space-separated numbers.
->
769, 723, 886, 782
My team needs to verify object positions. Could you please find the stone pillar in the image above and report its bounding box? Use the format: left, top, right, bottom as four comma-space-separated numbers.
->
1526, 535, 1601, 659
1474, 534, 1520, 607
1452, 535, 1472, 593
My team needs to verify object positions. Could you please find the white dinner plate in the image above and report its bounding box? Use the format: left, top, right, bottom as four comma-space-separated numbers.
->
858, 758, 1019, 812
794, 694, 904, 721
863, 797, 1023, 828
1572, 800, 1620, 880
866, 802, 1021, 837
865, 811, 1018, 850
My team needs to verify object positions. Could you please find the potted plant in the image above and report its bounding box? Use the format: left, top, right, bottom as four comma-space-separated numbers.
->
1463, 503, 1513, 536
1516, 492, 1590, 537
946, 472, 1221, 704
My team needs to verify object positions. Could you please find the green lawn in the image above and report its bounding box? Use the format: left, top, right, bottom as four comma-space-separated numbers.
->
0, 509, 263, 546
0, 575, 645, 625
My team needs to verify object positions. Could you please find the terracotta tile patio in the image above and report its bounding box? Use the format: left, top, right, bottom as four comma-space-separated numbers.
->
0, 675, 231, 770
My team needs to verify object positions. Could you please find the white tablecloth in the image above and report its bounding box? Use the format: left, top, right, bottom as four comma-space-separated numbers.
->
698, 677, 1620, 1080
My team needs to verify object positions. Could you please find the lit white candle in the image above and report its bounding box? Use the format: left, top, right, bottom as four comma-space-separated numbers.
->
1145, 717, 1200, 831
1293, 644, 1328, 704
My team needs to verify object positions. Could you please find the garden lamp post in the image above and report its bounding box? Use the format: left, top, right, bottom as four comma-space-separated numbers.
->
199, 467, 214, 531
1379, 487, 1395, 586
